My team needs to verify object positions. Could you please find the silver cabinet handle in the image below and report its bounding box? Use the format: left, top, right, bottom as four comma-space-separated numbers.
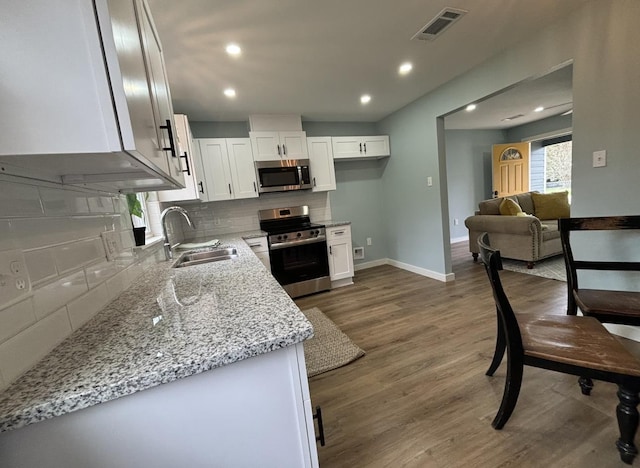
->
333, 230, 345, 235
198, 181, 204, 193
228, 183, 232, 194
363, 143, 367, 153
282, 144, 286, 155
329, 246, 332, 255
359, 143, 362, 153
277, 144, 281, 156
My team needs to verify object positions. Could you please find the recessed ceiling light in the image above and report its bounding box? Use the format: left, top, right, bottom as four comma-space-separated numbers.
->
399, 62, 413, 75
360, 94, 371, 104
534, 106, 544, 112
466, 104, 477, 112
224, 88, 236, 98
225, 43, 241, 57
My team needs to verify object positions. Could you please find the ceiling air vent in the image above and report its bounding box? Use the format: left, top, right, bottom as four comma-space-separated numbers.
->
412, 8, 468, 41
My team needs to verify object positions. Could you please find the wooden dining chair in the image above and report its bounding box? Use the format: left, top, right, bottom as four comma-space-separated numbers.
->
559, 215, 640, 395
478, 233, 640, 465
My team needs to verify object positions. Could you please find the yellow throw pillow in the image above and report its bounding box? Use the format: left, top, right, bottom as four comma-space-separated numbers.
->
499, 198, 523, 216
531, 191, 570, 220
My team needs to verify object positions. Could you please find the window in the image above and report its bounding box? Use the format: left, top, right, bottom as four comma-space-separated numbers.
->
543, 138, 572, 196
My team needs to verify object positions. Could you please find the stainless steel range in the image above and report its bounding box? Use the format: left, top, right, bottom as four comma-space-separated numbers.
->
259, 205, 330, 298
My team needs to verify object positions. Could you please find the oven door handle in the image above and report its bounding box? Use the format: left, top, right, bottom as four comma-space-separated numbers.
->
269, 236, 326, 250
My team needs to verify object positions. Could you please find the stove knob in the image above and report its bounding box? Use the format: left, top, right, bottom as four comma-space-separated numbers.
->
283, 234, 288, 240
297, 232, 302, 238
314, 230, 319, 236
277, 235, 282, 241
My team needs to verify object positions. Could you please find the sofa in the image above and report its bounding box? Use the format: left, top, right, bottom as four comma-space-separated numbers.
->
464, 191, 570, 268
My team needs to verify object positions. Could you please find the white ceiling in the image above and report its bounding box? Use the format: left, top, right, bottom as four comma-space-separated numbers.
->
147, 0, 589, 123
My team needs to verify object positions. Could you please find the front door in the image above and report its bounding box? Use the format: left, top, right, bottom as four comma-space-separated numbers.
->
492, 142, 530, 197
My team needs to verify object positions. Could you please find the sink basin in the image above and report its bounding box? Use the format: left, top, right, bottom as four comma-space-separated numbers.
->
171, 248, 238, 268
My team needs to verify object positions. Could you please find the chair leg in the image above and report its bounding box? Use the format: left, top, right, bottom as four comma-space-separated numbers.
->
486, 312, 505, 376
491, 351, 523, 430
527, 261, 534, 269
472, 253, 478, 262
578, 377, 594, 396
616, 385, 640, 465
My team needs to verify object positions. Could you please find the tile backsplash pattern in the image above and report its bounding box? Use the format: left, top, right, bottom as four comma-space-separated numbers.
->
166, 191, 332, 242
0, 178, 165, 391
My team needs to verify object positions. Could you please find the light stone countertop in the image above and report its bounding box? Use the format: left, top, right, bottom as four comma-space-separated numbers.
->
0, 233, 312, 433
317, 220, 351, 228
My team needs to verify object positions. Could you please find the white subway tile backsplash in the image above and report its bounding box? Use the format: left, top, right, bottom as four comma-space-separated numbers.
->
85, 260, 121, 289
88, 196, 115, 214
39, 187, 90, 215
120, 229, 135, 250
32, 270, 88, 320
23, 249, 57, 284
0, 221, 16, 251
52, 238, 105, 274
0, 181, 43, 217
0, 307, 72, 384
9, 216, 110, 250
0, 298, 37, 343
106, 268, 131, 300
67, 284, 110, 330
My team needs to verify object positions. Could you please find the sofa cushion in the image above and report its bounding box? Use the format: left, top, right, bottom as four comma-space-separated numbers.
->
478, 197, 504, 215
532, 191, 570, 220
499, 198, 523, 216
515, 192, 536, 215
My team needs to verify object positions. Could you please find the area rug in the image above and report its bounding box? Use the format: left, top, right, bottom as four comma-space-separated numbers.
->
501, 256, 566, 282
301, 307, 365, 377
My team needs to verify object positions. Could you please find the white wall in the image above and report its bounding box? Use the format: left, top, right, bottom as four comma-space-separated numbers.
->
0, 176, 166, 391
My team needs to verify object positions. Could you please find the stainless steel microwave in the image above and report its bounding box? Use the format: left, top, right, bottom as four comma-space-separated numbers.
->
255, 159, 312, 193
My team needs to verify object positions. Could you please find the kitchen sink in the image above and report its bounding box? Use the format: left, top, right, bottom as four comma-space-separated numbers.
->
171, 248, 238, 268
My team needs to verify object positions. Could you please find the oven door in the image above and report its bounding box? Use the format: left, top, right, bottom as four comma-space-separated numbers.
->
269, 239, 330, 288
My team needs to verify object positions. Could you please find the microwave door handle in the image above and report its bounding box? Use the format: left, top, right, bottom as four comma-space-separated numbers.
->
297, 166, 303, 186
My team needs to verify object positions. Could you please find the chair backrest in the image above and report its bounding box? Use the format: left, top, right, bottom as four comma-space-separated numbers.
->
478, 233, 524, 356
559, 216, 640, 314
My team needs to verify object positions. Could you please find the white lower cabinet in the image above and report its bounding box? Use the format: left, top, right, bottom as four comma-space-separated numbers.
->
327, 225, 354, 285
307, 137, 336, 192
197, 138, 259, 201
0, 344, 319, 468
246, 236, 270, 269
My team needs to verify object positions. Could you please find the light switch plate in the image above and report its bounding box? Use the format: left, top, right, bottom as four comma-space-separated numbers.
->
593, 150, 607, 167
101, 230, 119, 261
0, 249, 32, 310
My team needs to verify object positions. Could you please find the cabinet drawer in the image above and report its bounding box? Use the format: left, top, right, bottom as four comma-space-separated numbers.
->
246, 237, 268, 252
327, 226, 350, 240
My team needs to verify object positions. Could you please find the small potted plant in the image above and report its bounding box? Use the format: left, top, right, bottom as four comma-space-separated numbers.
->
126, 193, 146, 246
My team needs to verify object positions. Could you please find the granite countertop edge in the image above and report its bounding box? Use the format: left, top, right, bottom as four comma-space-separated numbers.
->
0, 232, 312, 433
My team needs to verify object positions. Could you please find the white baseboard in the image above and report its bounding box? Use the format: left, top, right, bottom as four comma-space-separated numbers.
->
450, 235, 469, 244
354, 259, 388, 271
331, 278, 354, 289
355, 258, 455, 282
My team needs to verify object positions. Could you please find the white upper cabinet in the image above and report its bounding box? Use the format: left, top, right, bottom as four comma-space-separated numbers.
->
332, 136, 390, 160
307, 137, 336, 192
250, 131, 308, 161
197, 138, 258, 201
158, 114, 204, 202
0, 0, 183, 192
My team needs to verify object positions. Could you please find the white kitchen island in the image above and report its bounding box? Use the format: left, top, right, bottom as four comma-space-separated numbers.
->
0, 235, 319, 468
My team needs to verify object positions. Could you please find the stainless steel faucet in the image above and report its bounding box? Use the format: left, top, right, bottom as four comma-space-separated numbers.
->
160, 206, 196, 260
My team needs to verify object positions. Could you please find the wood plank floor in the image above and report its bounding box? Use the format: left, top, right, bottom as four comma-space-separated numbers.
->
295, 242, 638, 467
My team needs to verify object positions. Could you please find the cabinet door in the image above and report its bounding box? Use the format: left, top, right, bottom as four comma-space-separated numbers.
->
158, 114, 201, 202
198, 139, 233, 201
190, 131, 209, 201
280, 132, 308, 159
250, 132, 280, 161
226, 139, 259, 199
331, 137, 364, 159
137, 0, 184, 186
307, 137, 336, 192
327, 226, 354, 281
362, 136, 390, 157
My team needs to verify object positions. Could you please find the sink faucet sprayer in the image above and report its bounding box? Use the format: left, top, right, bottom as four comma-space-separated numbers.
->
160, 206, 196, 261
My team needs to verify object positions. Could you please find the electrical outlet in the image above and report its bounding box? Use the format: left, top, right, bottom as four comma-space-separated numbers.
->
427, 176, 433, 187
0, 250, 32, 310
593, 150, 607, 167
454, 218, 459, 225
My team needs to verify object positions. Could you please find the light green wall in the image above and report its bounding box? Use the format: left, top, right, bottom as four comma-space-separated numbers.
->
505, 113, 572, 142
303, 121, 377, 137
376, 0, 638, 278
445, 130, 507, 240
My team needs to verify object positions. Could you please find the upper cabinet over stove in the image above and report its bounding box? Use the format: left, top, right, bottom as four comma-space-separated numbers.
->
0, 0, 184, 193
